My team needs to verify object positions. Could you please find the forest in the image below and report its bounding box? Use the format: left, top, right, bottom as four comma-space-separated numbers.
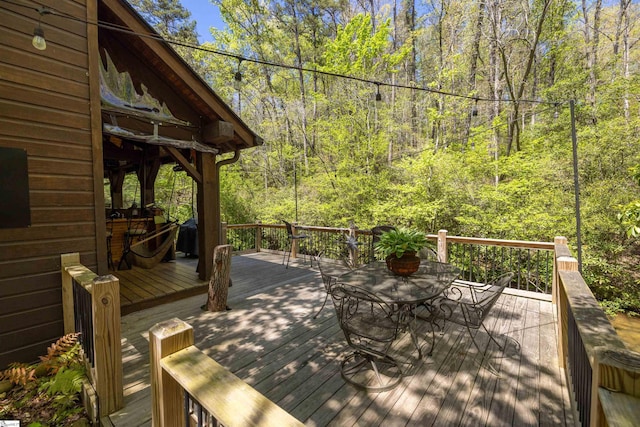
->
124, 0, 640, 315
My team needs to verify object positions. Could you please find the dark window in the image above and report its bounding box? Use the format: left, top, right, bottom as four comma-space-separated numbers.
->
0, 147, 31, 228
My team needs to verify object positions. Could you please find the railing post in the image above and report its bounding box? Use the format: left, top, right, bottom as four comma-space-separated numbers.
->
255, 220, 262, 252
61, 252, 80, 334
551, 236, 578, 368
553, 236, 568, 305
60, 253, 123, 417
554, 237, 578, 370
349, 224, 358, 267
291, 222, 300, 259
91, 274, 123, 414
221, 222, 228, 245
150, 318, 194, 427
437, 229, 448, 263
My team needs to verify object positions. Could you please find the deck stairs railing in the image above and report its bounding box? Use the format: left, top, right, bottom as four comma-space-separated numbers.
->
149, 318, 304, 427
60, 252, 123, 422
553, 238, 640, 426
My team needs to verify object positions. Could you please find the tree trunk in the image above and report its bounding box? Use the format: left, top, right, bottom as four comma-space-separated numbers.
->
583, 0, 602, 110
464, 0, 485, 150
206, 244, 232, 312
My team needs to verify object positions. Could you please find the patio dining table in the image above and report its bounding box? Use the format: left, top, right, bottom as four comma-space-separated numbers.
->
335, 259, 461, 358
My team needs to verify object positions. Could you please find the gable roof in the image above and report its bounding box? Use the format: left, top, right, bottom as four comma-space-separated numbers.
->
99, 0, 262, 155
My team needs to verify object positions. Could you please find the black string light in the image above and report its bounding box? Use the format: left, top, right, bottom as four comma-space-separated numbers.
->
234, 57, 243, 84
32, 6, 51, 51
5, 0, 560, 108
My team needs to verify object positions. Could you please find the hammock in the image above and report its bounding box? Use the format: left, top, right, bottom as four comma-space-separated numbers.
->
122, 223, 179, 269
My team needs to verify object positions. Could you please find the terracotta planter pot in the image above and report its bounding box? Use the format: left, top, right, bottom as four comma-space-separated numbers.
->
386, 252, 420, 276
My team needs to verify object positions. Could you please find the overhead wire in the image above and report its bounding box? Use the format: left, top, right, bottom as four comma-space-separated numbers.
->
4, 0, 562, 106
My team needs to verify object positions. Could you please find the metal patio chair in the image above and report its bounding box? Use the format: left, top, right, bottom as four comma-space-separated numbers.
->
282, 220, 311, 268
370, 225, 396, 262
330, 283, 403, 392
312, 240, 360, 319
432, 271, 516, 375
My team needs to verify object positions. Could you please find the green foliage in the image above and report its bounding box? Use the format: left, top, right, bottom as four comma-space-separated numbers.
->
374, 228, 428, 259
0, 334, 88, 425
128, 0, 640, 315
617, 201, 640, 238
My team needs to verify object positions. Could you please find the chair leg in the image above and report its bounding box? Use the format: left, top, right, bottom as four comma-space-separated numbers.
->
466, 323, 501, 376
340, 352, 402, 392
313, 292, 330, 319
282, 239, 292, 268
482, 323, 505, 351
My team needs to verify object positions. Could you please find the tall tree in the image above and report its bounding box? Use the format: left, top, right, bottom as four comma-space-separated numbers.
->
128, 0, 204, 75
582, 0, 602, 112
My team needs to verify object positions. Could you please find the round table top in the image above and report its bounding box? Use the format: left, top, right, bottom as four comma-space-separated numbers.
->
336, 260, 460, 305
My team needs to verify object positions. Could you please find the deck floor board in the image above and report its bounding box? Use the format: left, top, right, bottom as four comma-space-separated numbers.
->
107, 252, 573, 427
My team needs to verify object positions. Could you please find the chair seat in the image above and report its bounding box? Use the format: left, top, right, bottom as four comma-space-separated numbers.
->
344, 313, 397, 343
331, 283, 403, 391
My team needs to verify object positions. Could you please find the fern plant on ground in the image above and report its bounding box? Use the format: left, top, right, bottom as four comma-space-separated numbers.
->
0, 333, 90, 426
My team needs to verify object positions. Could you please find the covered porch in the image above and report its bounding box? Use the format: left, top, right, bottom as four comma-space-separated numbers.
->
105, 252, 574, 426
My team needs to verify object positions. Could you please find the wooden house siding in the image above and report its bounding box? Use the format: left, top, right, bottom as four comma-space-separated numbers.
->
1, 0, 261, 369
0, 0, 98, 368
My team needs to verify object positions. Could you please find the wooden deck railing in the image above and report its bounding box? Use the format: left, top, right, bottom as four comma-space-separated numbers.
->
149, 318, 304, 427
223, 223, 555, 295
553, 238, 640, 426
223, 223, 640, 425
60, 253, 123, 420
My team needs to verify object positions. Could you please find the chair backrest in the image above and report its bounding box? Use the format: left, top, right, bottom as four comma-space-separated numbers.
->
330, 284, 399, 350
314, 251, 336, 293
282, 220, 295, 237
465, 272, 515, 326
418, 246, 438, 261
371, 225, 396, 245
370, 225, 396, 261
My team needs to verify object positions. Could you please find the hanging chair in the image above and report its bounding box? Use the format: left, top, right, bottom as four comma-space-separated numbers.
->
122, 222, 179, 269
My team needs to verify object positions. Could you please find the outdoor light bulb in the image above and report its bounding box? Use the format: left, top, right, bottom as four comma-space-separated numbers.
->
32, 26, 46, 50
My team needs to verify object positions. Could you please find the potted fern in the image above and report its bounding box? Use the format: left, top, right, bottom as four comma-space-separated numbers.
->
374, 227, 428, 276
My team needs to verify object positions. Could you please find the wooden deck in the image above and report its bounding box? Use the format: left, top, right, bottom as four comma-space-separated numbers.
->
112, 255, 207, 315
106, 252, 575, 426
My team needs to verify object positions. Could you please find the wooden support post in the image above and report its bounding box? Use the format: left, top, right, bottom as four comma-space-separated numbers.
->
108, 169, 126, 209
150, 318, 194, 427
91, 274, 123, 414
255, 221, 262, 252
61, 253, 81, 335
554, 238, 578, 369
437, 229, 448, 263
206, 245, 232, 312
196, 152, 218, 280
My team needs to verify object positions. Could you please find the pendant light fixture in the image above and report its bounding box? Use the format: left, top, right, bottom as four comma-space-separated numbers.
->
32, 7, 51, 51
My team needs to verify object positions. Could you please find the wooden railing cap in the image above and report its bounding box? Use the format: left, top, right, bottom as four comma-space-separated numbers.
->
149, 317, 193, 338
596, 346, 640, 372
